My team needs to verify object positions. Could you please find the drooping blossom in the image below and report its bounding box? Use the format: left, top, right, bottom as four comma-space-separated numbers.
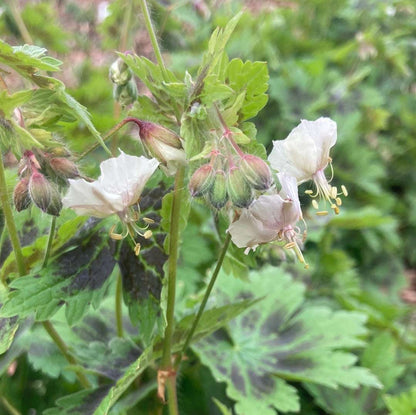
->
63, 151, 158, 253
227, 174, 308, 267
268, 117, 347, 215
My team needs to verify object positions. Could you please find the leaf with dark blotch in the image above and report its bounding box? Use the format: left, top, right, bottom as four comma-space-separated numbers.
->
0, 219, 116, 325
195, 267, 382, 415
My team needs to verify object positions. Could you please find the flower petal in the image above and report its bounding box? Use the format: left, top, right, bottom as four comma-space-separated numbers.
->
62, 178, 123, 217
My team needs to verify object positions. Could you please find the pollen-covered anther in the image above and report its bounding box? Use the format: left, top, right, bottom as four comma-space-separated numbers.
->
305, 190, 314, 195
134, 243, 141, 256
284, 242, 296, 249
312, 199, 319, 209
330, 186, 338, 199
341, 185, 348, 197
143, 217, 155, 224
336, 197, 342, 206
316, 211, 329, 216
143, 230, 153, 239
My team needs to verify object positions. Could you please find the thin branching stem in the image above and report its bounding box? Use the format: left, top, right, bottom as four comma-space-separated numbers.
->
42, 216, 56, 268
116, 273, 124, 338
177, 233, 231, 365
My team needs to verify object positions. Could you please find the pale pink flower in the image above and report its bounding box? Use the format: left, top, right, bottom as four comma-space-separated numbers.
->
268, 117, 346, 215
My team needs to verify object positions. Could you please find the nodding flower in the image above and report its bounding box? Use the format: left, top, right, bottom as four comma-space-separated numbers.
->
268, 117, 347, 215
62, 151, 159, 254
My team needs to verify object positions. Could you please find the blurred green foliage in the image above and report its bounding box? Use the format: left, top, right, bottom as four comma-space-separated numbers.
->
0, 0, 415, 414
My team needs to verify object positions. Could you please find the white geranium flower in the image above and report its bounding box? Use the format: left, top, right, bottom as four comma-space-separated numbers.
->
268, 117, 347, 215
63, 151, 159, 253
227, 174, 308, 267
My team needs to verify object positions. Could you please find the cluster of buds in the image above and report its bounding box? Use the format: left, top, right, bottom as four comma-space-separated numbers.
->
109, 57, 138, 106
189, 130, 272, 209
13, 148, 79, 216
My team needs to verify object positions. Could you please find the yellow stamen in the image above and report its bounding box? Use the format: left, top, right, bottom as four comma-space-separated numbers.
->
331, 186, 338, 199
143, 230, 153, 239
134, 243, 141, 256
312, 199, 319, 209
334, 206, 340, 215
109, 224, 123, 240
305, 189, 313, 195
341, 185, 348, 197
143, 217, 155, 224
316, 211, 329, 216
336, 197, 342, 206
284, 242, 296, 249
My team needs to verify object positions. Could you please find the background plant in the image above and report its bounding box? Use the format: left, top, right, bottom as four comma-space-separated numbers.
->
0, 1, 415, 414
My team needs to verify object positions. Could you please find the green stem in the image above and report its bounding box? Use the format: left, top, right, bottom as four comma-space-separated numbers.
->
42, 321, 91, 388
120, 0, 134, 52
138, 0, 169, 81
116, 273, 124, 338
0, 397, 21, 415
0, 154, 26, 277
42, 216, 56, 268
160, 166, 185, 415
177, 233, 231, 364
5, 0, 33, 44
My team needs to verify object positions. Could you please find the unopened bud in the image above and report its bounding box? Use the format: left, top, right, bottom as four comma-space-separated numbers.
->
113, 80, 138, 106
29, 172, 62, 216
208, 170, 228, 209
109, 58, 132, 86
138, 121, 185, 169
13, 177, 31, 212
189, 164, 215, 197
240, 154, 272, 190
49, 157, 79, 179
227, 167, 253, 208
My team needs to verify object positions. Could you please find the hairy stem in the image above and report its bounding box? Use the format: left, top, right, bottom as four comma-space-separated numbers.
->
138, 0, 169, 81
0, 396, 21, 415
177, 233, 231, 365
5, 0, 33, 45
161, 166, 185, 415
42, 321, 91, 388
116, 273, 124, 337
0, 154, 26, 277
42, 216, 56, 268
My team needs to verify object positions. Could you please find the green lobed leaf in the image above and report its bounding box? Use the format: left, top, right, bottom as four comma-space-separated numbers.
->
384, 386, 416, 415
195, 266, 381, 415
0, 219, 116, 325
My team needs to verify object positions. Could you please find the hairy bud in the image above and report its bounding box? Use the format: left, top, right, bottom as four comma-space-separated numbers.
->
227, 167, 253, 208
208, 170, 228, 209
13, 177, 31, 212
240, 154, 272, 190
109, 58, 132, 86
49, 157, 79, 179
29, 172, 62, 216
189, 164, 215, 197
113, 80, 138, 106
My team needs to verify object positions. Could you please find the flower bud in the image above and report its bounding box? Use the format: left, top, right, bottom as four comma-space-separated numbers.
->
49, 157, 79, 179
240, 154, 272, 190
113, 79, 138, 106
138, 121, 186, 171
109, 58, 132, 86
208, 170, 228, 209
29, 172, 62, 216
189, 164, 215, 197
227, 167, 253, 208
13, 177, 31, 212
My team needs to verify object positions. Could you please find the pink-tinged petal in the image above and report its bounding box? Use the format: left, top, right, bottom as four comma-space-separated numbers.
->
268, 117, 337, 183
99, 151, 159, 205
227, 210, 277, 251
62, 178, 123, 217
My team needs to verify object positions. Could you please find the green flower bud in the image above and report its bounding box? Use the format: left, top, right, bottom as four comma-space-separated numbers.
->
208, 170, 228, 209
240, 154, 272, 190
189, 164, 215, 197
109, 58, 132, 85
49, 157, 79, 179
29, 172, 62, 216
227, 167, 253, 208
113, 79, 138, 106
13, 177, 31, 212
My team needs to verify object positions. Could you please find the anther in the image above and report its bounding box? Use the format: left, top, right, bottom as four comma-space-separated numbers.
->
134, 243, 141, 256
312, 199, 319, 209
334, 206, 340, 215
143, 217, 155, 224
143, 230, 153, 239
331, 186, 338, 199
341, 185, 348, 197
284, 242, 296, 249
336, 197, 342, 206
316, 211, 329, 216
305, 190, 313, 195
109, 224, 123, 240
